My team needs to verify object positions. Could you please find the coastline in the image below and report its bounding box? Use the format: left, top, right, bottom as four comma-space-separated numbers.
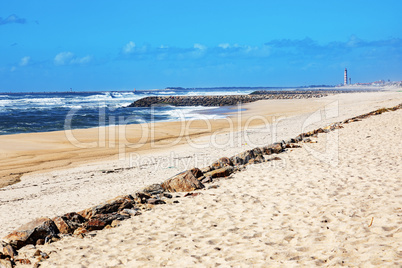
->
1, 92, 401, 266
0, 90, 401, 239
1, 91, 397, 189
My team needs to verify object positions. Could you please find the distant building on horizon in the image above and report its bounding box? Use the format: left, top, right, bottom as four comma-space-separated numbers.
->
344, 68, 348, 85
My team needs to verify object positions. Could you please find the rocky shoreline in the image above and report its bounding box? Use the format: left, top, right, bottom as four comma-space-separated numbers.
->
1, 103, 400, 267
127, 90, 380, 107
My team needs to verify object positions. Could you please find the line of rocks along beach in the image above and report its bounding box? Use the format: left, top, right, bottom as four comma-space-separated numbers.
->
1, 102, 400, 267
127, 89, 380, 107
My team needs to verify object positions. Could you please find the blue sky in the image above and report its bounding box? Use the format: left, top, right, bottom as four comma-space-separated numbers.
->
1, 1, 402, 92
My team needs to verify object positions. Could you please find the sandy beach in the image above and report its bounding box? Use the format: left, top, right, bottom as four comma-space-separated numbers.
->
1, 90, 402, 267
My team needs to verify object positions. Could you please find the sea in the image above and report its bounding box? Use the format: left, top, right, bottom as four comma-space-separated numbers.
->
0, 88, 261, 136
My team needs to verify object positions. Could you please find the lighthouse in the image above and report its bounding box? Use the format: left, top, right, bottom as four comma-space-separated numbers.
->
344, 68, 348, 85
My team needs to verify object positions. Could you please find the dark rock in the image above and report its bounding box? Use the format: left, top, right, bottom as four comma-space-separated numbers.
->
260, 145, 273, 155
230, 150, 255, 165
271, 143, 284, 154
53, 212, 86, 234
229, 156, 243, 165
295, 135, 303, 142
52, 217, 71, 234
16, 259, 31, 265
147, 198, 166, 205
204, 166, 234, 178
135, 192, 152, 204
304, 131, 315, 137
84, 213, 128, 231
237, 150, 255, 164
189, 168, 204, 179
200, 166, 212, 173
261, 143, 283, 155
141, 184, 164, 195
247, 155, 265, 165
84, 218, 107, 231
161, 169, 205, 192
33, 249, 41, 257
315, 128, 325, 134
127, 91, 354, 108
211, 157, 233, 170
78, 195, 135, 219
3, 217, 59, 250
200, 176, 213, 184
163, 193, 173, 199
184, 193, 202, 197
286, 143, 301, 148
251, 147, 263, 156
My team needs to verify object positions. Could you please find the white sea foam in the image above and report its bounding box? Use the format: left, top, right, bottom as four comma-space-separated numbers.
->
153, 106, 226, 122
0, 89, 249, 135
0, 99, 12, 106
157, 91, 176, 95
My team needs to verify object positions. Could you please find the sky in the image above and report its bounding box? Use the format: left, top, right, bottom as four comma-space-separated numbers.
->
1, 1, 402, 92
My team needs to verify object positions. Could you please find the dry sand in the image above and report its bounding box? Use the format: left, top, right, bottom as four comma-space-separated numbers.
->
1, 90, 402, 266
36, 109, 402, 267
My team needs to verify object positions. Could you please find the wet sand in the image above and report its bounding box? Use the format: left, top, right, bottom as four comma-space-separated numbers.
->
0, 93, 352, 188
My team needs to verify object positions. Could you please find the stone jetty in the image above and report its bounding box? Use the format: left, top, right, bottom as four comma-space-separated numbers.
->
127, 90, 378, 108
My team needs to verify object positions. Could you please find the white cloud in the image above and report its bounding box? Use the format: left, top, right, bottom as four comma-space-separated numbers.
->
19, 56, 30, 66
10, 66, 16, 72
54, 52, 91, 66
123, 41, 136, 54
218, 43, 230, 49
54, 52, 74, 65
194, 43, 207, 50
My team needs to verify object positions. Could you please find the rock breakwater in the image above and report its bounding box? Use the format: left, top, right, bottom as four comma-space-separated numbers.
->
127, 92, 326, 108
127, 90, 379, 108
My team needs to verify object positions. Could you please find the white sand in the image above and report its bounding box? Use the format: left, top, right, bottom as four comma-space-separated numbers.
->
27, 96, 402, 267
1, 91, 402, 266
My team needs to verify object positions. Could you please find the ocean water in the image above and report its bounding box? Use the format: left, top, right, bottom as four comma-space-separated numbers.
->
0, 88, 256, 135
